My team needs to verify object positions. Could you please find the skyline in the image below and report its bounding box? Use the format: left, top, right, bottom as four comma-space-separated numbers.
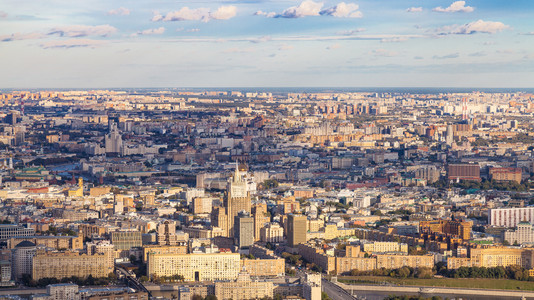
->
1, 0, 533, 88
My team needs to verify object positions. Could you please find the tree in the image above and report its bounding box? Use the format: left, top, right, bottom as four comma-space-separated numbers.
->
397, 267, 410, 279
321, 292, 332, 300
192, 295, 203, 300
204, 296, 218, 300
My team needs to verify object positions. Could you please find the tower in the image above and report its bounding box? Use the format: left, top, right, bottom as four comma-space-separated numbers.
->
225, 163, 251, 238
234, 211, 254, 249
287, 214, 307, 247
105, 122, 123, 155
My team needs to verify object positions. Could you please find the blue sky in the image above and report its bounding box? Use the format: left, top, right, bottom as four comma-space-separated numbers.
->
0, 0, 533, 88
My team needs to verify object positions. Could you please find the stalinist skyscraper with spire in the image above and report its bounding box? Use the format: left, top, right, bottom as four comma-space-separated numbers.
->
225, 163, 251, 238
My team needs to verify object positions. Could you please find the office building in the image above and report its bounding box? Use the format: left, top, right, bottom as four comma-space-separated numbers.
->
288, 214, 307, 247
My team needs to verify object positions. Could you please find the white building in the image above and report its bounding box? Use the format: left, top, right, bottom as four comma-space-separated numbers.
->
489, 207, 534, 228
504, 222, 534, 245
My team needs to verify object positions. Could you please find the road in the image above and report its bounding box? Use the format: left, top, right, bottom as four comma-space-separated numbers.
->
322, 278, 358, 300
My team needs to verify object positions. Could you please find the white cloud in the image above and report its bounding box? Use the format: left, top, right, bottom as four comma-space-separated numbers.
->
433, 53, 459, 59
320, 2, 362, 18
0, 11, 7, 18
223, 47, 254, 53
436, 20, 509, 35
0, 32, 44, 42
433, 1, 474, 13
326, 43, 341, 50
132, 27, 165, 36
371, 49, 398, 57
187, 28, 200, 33
108, 7, 130, 16
276, 0, 323, 18
154, 6, 236, 22
381, 37, 408, 43
278, 44, 294, 50
406, 7, 423, 13
49, 25, 117, 37
338, 28, 366, 35
210, 6, 237, 20
41, 39, 106, 49
254, 10, 277, 18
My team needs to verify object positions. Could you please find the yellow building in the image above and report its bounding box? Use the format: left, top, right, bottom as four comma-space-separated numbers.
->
143, 245, 187, 262
32, 251, 113, 280
448, 247, 534, 269
376, 254, 434, 270
363, 242, 408, 254
8, 235, 83, 250
68, 178, 84, 197
240, 258, 285, 277
147, 253, 241, 281
214, 270, 274, 300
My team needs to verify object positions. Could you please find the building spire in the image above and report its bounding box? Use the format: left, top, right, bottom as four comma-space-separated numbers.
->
234, 160, 241, 182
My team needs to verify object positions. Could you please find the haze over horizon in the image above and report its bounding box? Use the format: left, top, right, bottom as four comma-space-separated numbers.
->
1, 0, 533, 88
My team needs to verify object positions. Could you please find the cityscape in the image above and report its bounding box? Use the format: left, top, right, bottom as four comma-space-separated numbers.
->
2, 0, 534, 300
0, 89, 532, 300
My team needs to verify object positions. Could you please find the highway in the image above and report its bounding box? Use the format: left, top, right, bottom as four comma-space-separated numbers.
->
115, 266, 153, 298
322, 278, 358, 300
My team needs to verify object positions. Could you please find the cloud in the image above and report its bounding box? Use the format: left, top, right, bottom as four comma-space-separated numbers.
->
381, 37, 408, 43
414, 56, 424, 60
108, 7, 130, 16
406, 7, 423, 13
338, 28, 366, 35
278, 44, 294, 50
0, 32, 44, 42
187, 28, 200, 33
320, 2, 362, 18
436, 20, 509, 35
0, 11, 7, 18
469, 51, 487, 57
254, 11, 276, 18
210, 6, 237, 20
496, 49, 514, 54
268, 1, 363, 18
433, 1, 474, 13
276, 0, 323, 18
371, 49, 397, 57
49, 25, 117, 37
41, 39, 106, 49
326, 43, 341, 50
223, 47, 254, 53
523, 32, 534, 35
132, 27, 165, 36
154, 5, 236, 22
433, 53, 459, 59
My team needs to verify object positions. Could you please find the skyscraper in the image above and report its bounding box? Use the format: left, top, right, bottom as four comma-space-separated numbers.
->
225, 164, 251, 238
287, 214, 307, 247
105, 122, 123, 155
234, 211, 254, 249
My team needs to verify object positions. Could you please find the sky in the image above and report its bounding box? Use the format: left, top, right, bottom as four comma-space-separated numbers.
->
1, 0, 533, 88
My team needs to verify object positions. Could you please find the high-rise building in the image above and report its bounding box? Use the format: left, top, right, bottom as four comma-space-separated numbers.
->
260, 223, 284, 243
111, 231, 142, 251
447, 164, 481, 182
105, 122, 123, 154
235, 211, 254, 249
12, 241, 36, 280
504, 222, 534, 245
489, 207, 534, 228
252, 203, 269, 242
156, 220, 179, 246
147, 253, 241, 281
32, 251, 113, 280
224, 164, 251, 238
287, 214, 307, 247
